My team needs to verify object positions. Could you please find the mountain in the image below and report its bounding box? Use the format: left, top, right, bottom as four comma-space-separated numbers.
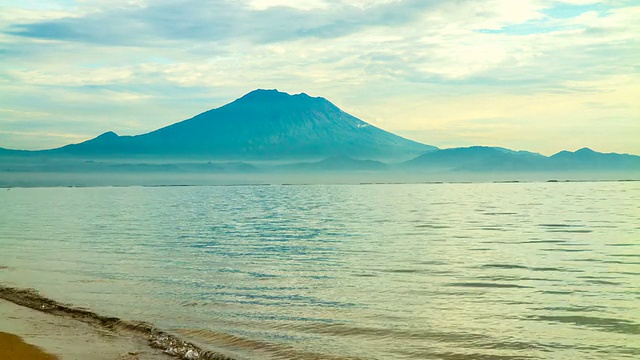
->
403, 146, 547, 171
48, 89, 435, 161
549, 147, 640, 170
278, 155, 389, 172
403, 146, 640, 172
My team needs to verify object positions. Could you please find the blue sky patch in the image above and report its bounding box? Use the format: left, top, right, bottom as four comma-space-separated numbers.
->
543, 2, 611, 19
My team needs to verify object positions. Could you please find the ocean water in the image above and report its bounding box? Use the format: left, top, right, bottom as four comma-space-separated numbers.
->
0, 182, 639, 359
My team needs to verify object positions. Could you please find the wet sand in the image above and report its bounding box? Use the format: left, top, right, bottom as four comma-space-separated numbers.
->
0, 298, 171, 360
0, 285, 237, 360
0, 331, 58, 360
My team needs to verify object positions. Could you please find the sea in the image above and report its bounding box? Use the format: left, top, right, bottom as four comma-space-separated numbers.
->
0, 182, 638, 359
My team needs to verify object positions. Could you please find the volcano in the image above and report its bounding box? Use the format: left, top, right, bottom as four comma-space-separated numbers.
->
51, 89, 436, 160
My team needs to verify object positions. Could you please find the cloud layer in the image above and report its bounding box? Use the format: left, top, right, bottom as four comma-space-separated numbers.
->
1, 0, 638, 154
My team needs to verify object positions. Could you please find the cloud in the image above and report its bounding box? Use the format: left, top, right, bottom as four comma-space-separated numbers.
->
4, 0, 443, 45
0, 0, 638, 154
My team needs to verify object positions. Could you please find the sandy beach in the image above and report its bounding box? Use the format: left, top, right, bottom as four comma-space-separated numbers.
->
0, 330, 57, 360
0, 284, 237, 360
0, 298, 171, 360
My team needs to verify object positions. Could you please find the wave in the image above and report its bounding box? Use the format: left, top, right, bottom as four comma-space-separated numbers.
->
0, 285, 234, 360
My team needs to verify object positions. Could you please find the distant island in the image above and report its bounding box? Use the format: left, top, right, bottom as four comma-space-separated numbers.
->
0, 89, 638, 186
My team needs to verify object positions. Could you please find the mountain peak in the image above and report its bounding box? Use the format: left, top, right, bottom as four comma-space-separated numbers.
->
575, 147, 595, 154
242, 88, 285, 98
236, 89, 325, 103
96, 131, 119, 139
240, 88, 307, 99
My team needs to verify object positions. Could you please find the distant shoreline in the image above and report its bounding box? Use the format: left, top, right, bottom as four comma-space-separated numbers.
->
0, 175, 638, 189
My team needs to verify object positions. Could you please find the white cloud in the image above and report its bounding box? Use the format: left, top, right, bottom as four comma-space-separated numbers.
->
0, 0, 638, 154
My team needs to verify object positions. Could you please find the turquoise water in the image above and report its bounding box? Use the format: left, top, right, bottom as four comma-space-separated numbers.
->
0, 182, 639, 359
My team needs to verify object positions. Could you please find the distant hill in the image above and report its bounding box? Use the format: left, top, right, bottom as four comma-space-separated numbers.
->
403, 146, 640, 172
278, 155, 389, 172
403, 146, 547, 171
549, 148, 640, 170
44, 89, 435, 161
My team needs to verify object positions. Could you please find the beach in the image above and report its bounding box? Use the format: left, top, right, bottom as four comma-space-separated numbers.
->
0, 298, 171, 360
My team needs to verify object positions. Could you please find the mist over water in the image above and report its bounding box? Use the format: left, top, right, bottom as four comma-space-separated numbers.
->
0, 182, 639, 359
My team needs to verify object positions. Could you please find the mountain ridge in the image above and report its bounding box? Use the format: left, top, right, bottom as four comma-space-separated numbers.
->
403, 146, 640, 172
0, 89, 638, 175
46, 89, 435, 161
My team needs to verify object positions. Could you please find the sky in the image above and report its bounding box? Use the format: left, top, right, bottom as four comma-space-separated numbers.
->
0, 0, 638, 155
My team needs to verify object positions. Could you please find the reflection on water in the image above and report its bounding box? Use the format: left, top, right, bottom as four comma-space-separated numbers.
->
0, 182, 639, 359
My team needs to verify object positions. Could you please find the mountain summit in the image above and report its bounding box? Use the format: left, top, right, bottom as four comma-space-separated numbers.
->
54, 89, 436, 160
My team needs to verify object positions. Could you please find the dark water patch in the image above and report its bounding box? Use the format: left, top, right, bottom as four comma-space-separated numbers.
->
538, 224, 593, 233
528, 315, 640, 335
417, 260, 448, 265
381, 269, 426, 274
217, 297, 346, 308
351, 273, 377, 277
423, 269, 457, 276
534, 305, 606, 312
479, 227, 508, 231
481, 264, 528, 270
476, 275, 561, 283
602, 260, 640, 265
606, 345, 640, 356
530, 266, 583, 273
570, 258, 603, 263
584, 279, 622, 285
70, 279, 112, 284
605, 243, 638, 247
539, 290, 581, 295
483, 212, 518, 216
218, 268, 243, 274
178, 300, 211, 307
541, 248, 591, 253
614, 271, 640, 276
538, 224, 585, 228
612, 254, 640, 258
248, 272, 278, 279
207, 291, 354, 308
415, 224, 451, 229
401, 231, 442, 236
300, 275, 335, 280
518, 239, 568, 244
231, 285, 310, 292
494, 299, 537, 305
554, 242, 590, 247
447, 282, 532, 289
577, 275, 620, 280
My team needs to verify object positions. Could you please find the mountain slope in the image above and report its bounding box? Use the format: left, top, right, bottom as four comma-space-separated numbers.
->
549, 148, 640, 170
278, 155, 389, 172
404, 146, 547, 171
404, 146, 640, 172
52, 89, 436, 160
